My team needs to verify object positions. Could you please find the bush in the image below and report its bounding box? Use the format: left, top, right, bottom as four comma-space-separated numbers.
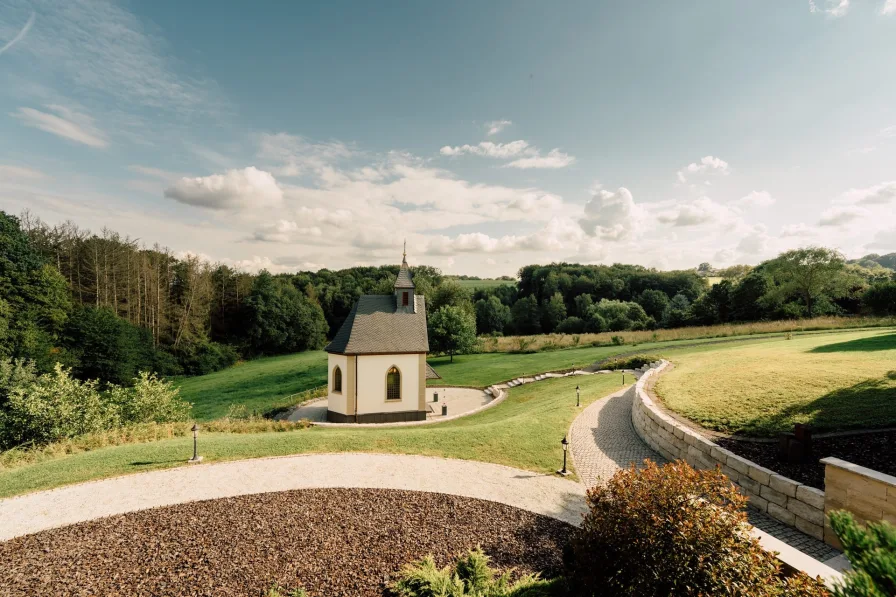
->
390, 546, 559, 597
604, 354, 662, 370
829, 511, 896, 597
176, 340, 239, 376
565, 460, 828, 596
109, 371, 191, 425
555, 317, 585, 334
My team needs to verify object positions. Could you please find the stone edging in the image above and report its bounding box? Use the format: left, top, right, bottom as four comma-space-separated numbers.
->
631, 361, 827, 541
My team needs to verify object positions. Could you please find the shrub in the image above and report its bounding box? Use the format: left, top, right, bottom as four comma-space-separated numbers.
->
176, 340, 239, 376
565, 460, 828, 596
555, 317, 585, 334
829, 511, 896, 597
390, 546, 558, 597
611, 335, 624, 346
604, 354, 662, 370
109, 371, 191, 425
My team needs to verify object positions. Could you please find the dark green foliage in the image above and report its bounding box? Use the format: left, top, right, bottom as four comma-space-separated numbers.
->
555, 317, 585, 334
863, 282, 896, 316
635, 289, 669, 321
540, 293, 567, 333
849, 253, 896, 272
64, 307, 156, 386
475, 296, 512, 334
830, 511, 896, 597
566, 460, 828, 596
603, 354, 662, 370
765, 247, 846, 318
428, 305, 477, 362
241, 271, 328, 356
662, 294, 692, 328
510, 295, 542, 335
174, 340, 239, 376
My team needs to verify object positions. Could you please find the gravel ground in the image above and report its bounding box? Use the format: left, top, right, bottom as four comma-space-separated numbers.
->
718, 430, 896, 490
0, 488, 571, 597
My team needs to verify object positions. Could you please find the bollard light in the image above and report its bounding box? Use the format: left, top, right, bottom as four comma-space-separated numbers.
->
576, 385, 580, 407
557, 436, 569, 476
188, 423, 203, 463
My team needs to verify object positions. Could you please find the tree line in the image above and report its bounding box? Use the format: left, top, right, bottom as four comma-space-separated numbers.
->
2, 209, 895, 389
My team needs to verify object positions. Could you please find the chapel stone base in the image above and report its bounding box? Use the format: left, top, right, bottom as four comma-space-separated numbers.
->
326, 410, 427, 424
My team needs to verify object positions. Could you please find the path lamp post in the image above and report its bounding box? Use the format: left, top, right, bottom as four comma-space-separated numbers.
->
576, 385, 580, 407
557, 436, 569, 476
188, 423, 203, 463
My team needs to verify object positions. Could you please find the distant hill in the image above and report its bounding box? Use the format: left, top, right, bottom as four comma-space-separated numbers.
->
849, 253, 896, 271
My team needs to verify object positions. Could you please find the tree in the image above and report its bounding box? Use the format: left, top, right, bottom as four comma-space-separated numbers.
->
636, 289, 669, 321
662, 294, 692, 328
64, 306, 155, 386
766, 247, 846, 317
428, 305, 476, 362
429, 280, 473, 315
509, 295, 541, 335
541, 292, 567, 333
863, 282, 896, 316
574, 293, 594, 317
474, 296, 511, 334
698, 262, 713, 273
242, 271, 328, 355
556, 316, 585, 334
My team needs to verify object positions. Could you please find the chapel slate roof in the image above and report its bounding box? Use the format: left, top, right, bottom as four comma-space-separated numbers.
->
325, 294, 429, 354
425, 362, 441, 380
394, 261, 415, 289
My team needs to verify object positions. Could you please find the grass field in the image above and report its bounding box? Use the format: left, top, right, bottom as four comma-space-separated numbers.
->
452, 278, 514, 290
0, 373, 625, 498
177, 351, 328, 420
655, 329, 896, 436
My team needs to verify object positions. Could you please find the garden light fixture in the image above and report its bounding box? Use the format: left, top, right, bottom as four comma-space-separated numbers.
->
576, 385, 580, 407
189, 423, 203, 463
558, 436, 569, 476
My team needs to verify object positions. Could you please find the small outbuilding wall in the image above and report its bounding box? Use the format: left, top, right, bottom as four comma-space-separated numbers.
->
823, 457, 896, 549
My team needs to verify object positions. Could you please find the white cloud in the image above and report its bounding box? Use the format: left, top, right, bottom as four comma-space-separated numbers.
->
440, 140, 575, 169
809, 0, 819, 13
818, 206, 868, 226
13, 105, 108, 148
425, 218, 585, 256
164, 167, 283, 210
505, 149, 575, 169
579, 187, 643, 241
0, 164, 45, 180
250, 220, 322, 243
780, 223, 815, 237
879, 125, 896, 137
738, 191, 776, 207
440, 140, 532, 158
485, 119, 512, 136
825, 0, 850, 16
840, 181, 896, 205
736, 225, 770, 255
257, 132, 354, 177
676, 155, 729, 183
883, 0, 896, 14
0, 11, 34, 56
657, 197, 736, 227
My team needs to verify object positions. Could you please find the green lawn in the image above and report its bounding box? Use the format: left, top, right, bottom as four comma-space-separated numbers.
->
0, 373, 625, 498
655, 329, 896, 436
177, 351, 328, 420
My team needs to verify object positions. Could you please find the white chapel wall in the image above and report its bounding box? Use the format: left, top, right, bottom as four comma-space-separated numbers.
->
356, 353, 422, 415
327, 353, 349, 415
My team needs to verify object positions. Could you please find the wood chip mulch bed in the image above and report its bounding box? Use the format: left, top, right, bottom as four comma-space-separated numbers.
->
0, 488, 572, 597
718, 430, 896, 490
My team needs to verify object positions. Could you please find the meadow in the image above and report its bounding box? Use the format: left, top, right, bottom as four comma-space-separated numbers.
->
655, 329, 896, 436
0, 373, 623, 498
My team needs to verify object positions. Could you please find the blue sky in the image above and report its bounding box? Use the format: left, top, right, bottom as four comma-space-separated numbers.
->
1, 0, 895, 275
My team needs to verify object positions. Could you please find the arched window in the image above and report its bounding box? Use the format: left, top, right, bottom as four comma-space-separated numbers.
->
386, 366, 401, 400
332, 365, 342, 393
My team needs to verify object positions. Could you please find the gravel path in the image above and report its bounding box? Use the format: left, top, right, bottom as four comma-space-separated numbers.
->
0, 453, 586, 541
0, 488, 571, 597
567, 371, 840, 563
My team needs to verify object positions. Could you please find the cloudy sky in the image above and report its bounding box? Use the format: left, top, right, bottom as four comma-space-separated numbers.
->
1, 0, 895, 276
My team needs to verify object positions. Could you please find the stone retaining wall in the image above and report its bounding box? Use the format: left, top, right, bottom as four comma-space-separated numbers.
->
822, 457, 896, 548
632, 361, 826, 540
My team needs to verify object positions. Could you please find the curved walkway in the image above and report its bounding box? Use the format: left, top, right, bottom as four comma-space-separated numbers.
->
568, 365, 842, 570
0, 453, 587, 541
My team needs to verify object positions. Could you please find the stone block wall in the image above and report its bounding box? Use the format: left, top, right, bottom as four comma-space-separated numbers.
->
823, 457, 896, 549
632, 361, 826, 540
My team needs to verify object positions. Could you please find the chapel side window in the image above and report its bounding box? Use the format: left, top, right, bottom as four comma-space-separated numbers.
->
386, 366, 401, 400
333, 365, 342, 393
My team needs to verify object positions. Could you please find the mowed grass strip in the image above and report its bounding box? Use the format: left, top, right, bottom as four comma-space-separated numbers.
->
176, 351, 328, 420
0, 374, 624, 498
655, 329, 896, 437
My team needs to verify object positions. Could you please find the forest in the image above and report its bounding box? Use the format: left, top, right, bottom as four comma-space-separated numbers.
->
2, 209, 896, 391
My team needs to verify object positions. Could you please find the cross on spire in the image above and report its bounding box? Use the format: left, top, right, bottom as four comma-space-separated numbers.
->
403, 239, 407, 261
